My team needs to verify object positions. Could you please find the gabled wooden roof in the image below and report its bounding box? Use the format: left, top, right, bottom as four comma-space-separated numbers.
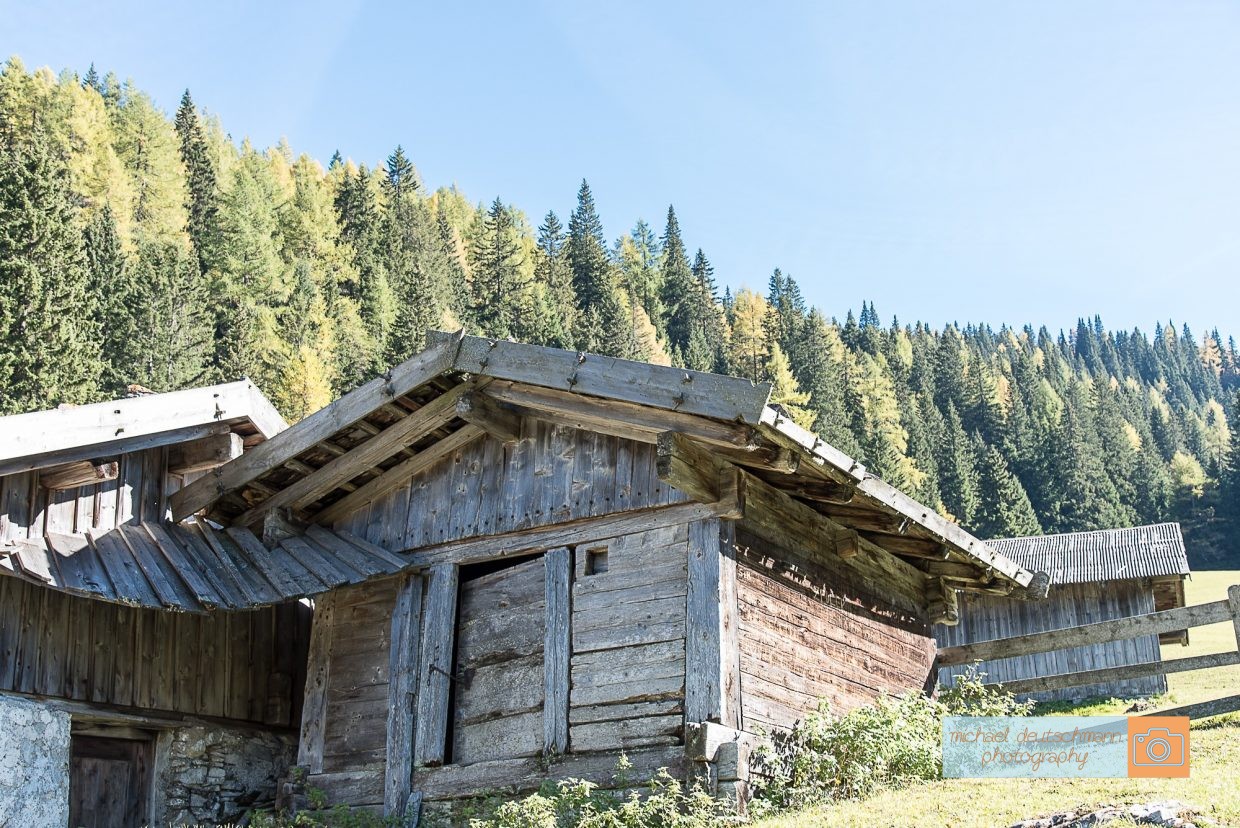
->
0, 380, 287, 477
169, 331, 1041, 594
0, 521, 405, 613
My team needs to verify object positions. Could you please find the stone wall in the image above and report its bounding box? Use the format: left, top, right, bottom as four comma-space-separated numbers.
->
0, 693, 71, 827
154, 725, 296, 824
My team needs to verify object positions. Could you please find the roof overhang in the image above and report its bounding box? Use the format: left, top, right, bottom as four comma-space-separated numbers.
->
0, 380, 286, 476
167, 332, 1042, 600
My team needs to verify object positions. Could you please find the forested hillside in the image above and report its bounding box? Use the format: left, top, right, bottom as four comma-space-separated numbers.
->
2, 58, 1238, 564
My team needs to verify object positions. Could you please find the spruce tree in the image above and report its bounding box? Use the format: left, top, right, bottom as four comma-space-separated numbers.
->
0, 128, 101, 412
938, 404, 979, 526
533, 210, 575, 348
566, 180, 627, 355
174, 89, 218, 273
658, 205, 699, 361
469, 197, 530, 340
972, 435, 1042, 538
84, 205, 141, 394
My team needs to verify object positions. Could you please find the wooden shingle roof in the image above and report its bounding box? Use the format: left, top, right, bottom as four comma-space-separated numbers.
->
989, 523, 1190, 585
0, 521, 406, 612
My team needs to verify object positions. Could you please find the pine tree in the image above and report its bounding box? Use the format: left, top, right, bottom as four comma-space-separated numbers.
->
84, 205, 141, 394
658, 205, 700, 362
0, 128, 101, 412
938, 404, 979, 526
174, 89, 218, 273
566, 180, 627, 355
972, 435, 1042, 538
469, 197, 530, 339
533, 210, 575, 348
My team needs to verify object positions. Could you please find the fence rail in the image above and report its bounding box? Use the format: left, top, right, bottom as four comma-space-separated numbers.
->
937, 584, 1240, 718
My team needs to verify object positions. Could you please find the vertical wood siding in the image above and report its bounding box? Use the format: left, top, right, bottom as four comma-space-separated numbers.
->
338, 422, 685, 552
936, 581, 1166, 701
0, 577, 309, 724
734, 525, 935, 732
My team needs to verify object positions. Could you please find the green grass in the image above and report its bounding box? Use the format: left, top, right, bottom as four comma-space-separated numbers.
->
753, 571, 1240, 828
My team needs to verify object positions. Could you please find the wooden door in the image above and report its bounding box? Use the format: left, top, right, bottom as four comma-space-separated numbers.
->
451, 556, 546, 764
69, 735, 152, 828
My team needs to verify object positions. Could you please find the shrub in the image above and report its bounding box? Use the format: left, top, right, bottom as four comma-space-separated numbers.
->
748, 666, 1031, 817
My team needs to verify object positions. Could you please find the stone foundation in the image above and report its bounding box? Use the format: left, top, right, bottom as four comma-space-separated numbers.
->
0, 693, 72, 827
154, 725, 296, 825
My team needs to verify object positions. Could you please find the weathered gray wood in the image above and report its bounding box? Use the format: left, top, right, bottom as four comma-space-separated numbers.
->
115, 524, 200, 612
143, 522, 223, 609
172, 332, 462, 521
937, 598, 1234, 667
482, 380, 760, 449
1230, 585, 1240, 653
405, 500, 734, 568
543, 547, 571, 755
456, 392, 522, 445
718, 520, 741, 729
444, 332, 772, 426
385, 573, 424, 817
0, 381, 282, 476
570, 714, 683, 753
989, 649, 1240, 695
314, 425, 486, 526
39, 460, 118, 491
411, 744, 688, 801
87, 529, 160, 607
656, 432, 727, 505
685, 518, 725, 725
1142, 693, 1240, 720
299, 591, 336, 773
168, 432, 244, 475
414, 563, 458, 767
235, 383, 476, 526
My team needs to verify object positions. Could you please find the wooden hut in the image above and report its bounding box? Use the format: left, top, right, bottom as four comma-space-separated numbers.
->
936, 523, 1191, 702
160, 331, 1046, 821
2, 332, 1046, 823
0, 382, 324, 826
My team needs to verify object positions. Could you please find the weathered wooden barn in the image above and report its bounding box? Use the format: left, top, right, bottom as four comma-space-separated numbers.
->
937, 523, 1191, 702
1, 333, 1049, 825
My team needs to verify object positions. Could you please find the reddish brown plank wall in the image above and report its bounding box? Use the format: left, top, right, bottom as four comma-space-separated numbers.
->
733, 525, 935, 731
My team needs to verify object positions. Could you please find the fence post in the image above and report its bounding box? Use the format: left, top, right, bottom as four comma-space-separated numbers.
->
1229, 585, 1240, 654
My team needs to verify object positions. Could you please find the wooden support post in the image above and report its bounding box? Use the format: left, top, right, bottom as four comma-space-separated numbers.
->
543, 547, 571, 755
297, 592, 336, 774
385, 573, 424, 817
414, 563, 458, 767
458, 392, 523, 445
1230, 585, 1240, 654
685, 518, 739, 727
719, 520, 741, 730
657, 431, 726, 504
168, 432, 244, 475
928, 578, 960, 626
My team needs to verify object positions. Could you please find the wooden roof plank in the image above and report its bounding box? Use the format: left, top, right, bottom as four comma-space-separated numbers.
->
0, 381, 284, 473
330, 529, 410, 572
279, 537, 354, 588
301, 525, 391, 578
12, 538, 55, 583
114, 524, 202, 612
224, 526, 321, 597
148, 522, 243, 609
87, 528, 161, 607
196, 522, 282, 606
444, 332, 772, 426
45, 532, 113, 598
231, 381, 476, 526
142, 522, 223, 609
169, 523, 255, 608
312, 425, 486, 526
171, 331, 463, 521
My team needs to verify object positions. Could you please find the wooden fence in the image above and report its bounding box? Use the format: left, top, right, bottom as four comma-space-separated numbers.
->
937, 584, 1240, 720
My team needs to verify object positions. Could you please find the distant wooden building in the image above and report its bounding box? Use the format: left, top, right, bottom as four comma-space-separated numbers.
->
937, 523, 1191, 702
1, 333, 1048, 824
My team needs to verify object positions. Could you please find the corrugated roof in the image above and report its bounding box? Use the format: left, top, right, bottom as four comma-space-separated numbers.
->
0, 521, 407, 612
989, 523, 1189, 585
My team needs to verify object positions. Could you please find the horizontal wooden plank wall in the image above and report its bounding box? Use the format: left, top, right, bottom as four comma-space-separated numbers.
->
0, 577, 309, 724
0, 447, 172, 542
937, 581, 1165, 701
568, 524, 689, 754
337, 420, 685, 552
734, 524, 935, 732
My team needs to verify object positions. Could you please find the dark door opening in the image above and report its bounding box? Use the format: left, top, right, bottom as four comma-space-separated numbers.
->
69, 733, 154, 828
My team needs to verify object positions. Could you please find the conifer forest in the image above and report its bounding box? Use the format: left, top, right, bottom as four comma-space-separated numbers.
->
2, 59, 1237, 565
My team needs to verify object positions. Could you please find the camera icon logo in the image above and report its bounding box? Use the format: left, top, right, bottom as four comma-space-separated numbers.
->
1127, 717, 1189, 778
1131, 728, 1184, 766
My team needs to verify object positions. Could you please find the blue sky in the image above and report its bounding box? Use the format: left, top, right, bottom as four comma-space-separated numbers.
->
5, 1, 1239, 334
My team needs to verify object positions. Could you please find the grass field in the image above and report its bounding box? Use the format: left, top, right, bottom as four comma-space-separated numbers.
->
753, 571, 1240, 828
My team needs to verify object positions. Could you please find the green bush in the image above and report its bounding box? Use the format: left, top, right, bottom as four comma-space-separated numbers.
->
748, 666, 1032, 817
465, 757, 739, 828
